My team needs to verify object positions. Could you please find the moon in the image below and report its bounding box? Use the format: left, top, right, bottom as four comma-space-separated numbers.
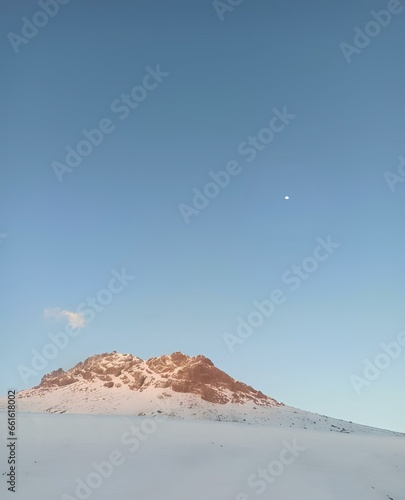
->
284, 196, 290, 200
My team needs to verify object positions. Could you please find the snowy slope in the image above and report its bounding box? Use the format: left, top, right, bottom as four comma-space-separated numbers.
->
0, 350, 402, 436
0, 411, 404, 500
0, 382, 401, 437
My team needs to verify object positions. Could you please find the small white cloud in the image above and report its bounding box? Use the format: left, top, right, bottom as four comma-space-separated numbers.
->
44, 307, 86, 328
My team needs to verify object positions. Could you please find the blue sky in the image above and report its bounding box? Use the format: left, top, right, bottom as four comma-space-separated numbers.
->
1, 0, 404, 432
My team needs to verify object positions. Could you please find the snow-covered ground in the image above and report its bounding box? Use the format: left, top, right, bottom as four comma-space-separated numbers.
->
0, 407, 404, 500
0, 378, 404, 499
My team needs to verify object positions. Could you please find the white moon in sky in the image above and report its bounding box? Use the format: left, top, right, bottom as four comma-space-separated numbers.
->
284, 196, 290, 200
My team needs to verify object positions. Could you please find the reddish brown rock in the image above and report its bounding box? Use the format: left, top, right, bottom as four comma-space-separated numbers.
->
29, 351, 280, 407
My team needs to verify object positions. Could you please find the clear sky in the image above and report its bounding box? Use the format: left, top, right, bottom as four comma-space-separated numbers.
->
1, 0, 404, 432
